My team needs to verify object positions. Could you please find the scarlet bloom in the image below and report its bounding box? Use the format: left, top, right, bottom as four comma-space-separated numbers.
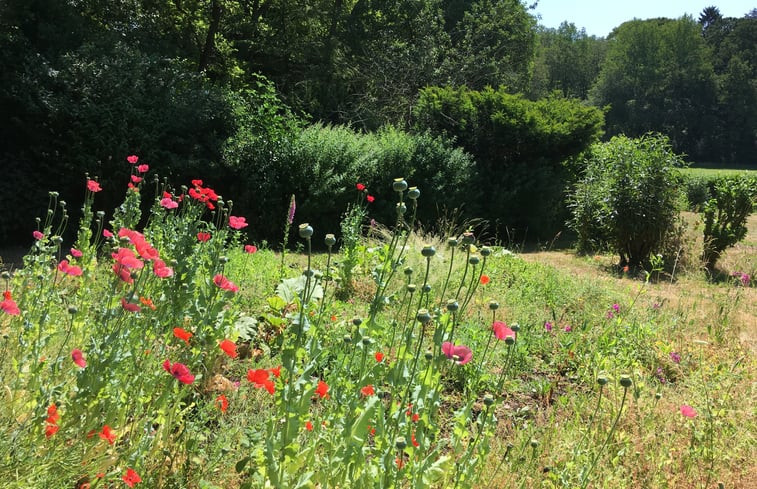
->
46, 404, 59, 424
1, 290, 20, 315
121, 298, 141, 313
70, 248, 83, 258
228, 216, 249, 229
315, 380, 329, 399
244, 244, 257, 254
191, 179, 203, 187
160, 197, 179, 209
213, 274, 239, 293
126, 155, 139, 164
45, 423, 59, 438
366, 195, 375, 203
137, 164, 149, 173
395, 457, 404, 469
164, 360, 195, 385
305, 421, 313, 431
269, 366, 281, 378
122, 468, 142, 487
480, 274, 490, 285
130, 175, 143, 184
680, 405, 697, 418
216, 394, 228, 413
87, 179, 102, 193
197, 232, 211, 242
32, 230, 44, 240
360, 384, 375, 397
375, 352, 385, 363
492, 321, 515, 342
139, 296, 156, 310
219, 339, 238, 359
58, 259, 83, 276
71, 349, 87, 368
356, 183, 366, 191
412, 413, 420, 423
412, 432, 419, 447
99, 425, 117, 445
247, 369, 275, 394
173, 328, 193, 345
441, 342, 473, 365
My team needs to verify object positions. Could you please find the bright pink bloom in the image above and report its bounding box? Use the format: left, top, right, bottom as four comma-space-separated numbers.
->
112, 264, 133, 283
228, 216, 248, 230
244, 244, 257, 254
126, 155, 139, 164
153, 259, 173, 278
1, 291, 20, 315
87, 179, 102, 192
130, 175, 142, 184
441, 342, 473, 365
70, 248, 83, 258
680, 405, 697, 418
121, 298, 141, 313
137, 164, 149, 173
197, 232, 211, 242
356, 183, 366, 191
103, 229, 114, 238
160, 197, 178, 209
544, 321, 553, 332
564, 325, 572, 332
57, 259, 83, 276
32, 230, 44, 240
492, 321, 515, 341
164, 361, 195, 384
213, 274, 239, 293
71, 349, 86, 368
112, 248, 144, 269
366, 195, 375, 203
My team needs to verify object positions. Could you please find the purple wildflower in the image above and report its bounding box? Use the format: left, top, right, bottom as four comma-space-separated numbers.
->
670, 351, 681, 364
287, 195, 296, 225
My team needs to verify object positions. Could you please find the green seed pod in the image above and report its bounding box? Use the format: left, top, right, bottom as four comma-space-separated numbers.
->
597, 376, 609, 386
343, 335, 352, 344
619, 375, 633, 388
489, 301, 499, 310
425, 350, 433, 360
447, 237, 458, 247
313, 271, 323, 280
1, 271, 11, 280
68, 306, 78, 315
480, 246, 492, 257
396, 202, 407, 215
324, 234, 336, 247
303, 269, 315, 278
96, 210, 105, 218
406, 283, 417, 293
530, 439, 539, 448
505, 336, 515, 346
395, 436, 407, 450
219, 256, 229, 264
392, 178, 408, 192
362, 336, 373, 346
59, 200, 66, 208
655, 392, 662, 400
403, 267, 413, 276
421, 284, 432, 293
298, 223, 314, 239
352, 317, 363, 326
511, 323, 520, 333
416, 308, 432, 324
446, 300, 459, 312
49, 191, 59, 198
469, 255, 480, 265
483, 394, 495, 407
421, 245, 436, 257
462, 232, 475, 245
407, 187, 420, 200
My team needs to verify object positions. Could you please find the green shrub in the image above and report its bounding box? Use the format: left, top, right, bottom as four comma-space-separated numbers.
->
569, 134, 686, 268
702, 175, 757, 270
684, 176, 712, 211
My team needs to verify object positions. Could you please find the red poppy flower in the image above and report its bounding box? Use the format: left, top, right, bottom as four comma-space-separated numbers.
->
32, 230, 44, 240
316, 380, 329, 399
130, 175, 142, 184
70, 248, 83, 258
120, 298, 141, 313
153, 259, 173, 278
1, 290, 20, 315
137, 164, 149, 173
99, 425, 117, 445
247, 369, 275, 394
219, 339, 238, 359
375, 352, 384, 363
412, 413, 420, 423
412, 432, 420, 447
58, 259, 83, 277
122, 468, 142, 487
492, 321, 515, 342
213, 274, 239, 293
45, 423, 59, 438
139, 297, 156, 310
87, 179, 102, 193
173, 328, 193, 345
367, 425, 376, 436
441, 342, 473, 365
244, 244, 257, 254
305, 420, 313, 431
366, 195, 375, 203
269, 366, 281, 378
126, 155, 139, 164
360, 385, 375, 397
191, 179, 203, 187
228, 216, 249, 230
356, 183, 366, 191
111, 247, 144, 270
71, 349, 87, 368
480, 274, 490, 285
46, 404, 59, 424
164, 361, 195, 384
197, 232, 211, 242
216, 394, 228, 413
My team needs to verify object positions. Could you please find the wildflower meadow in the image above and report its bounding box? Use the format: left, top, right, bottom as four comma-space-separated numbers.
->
0, 156, 754, 489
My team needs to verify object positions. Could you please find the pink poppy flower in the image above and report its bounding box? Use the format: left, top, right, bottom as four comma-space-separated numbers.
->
57, 259, 83, 277
127, 155, 139, 164
137, 164, 149, 173
71, 349, 86, 368
197, 232, 211, 242
103, 229, 114, 238
228, 216, 248, 230
680, 405, 697, 418
164, 360, 195, 384
86, 179, 102, 192
213, 274, 239, 293
244, 244, 257, 254
131, 175, 143, 184
1, 291, 20, 315
70, 248, 83, 258
441, 342, 473, 365
121, 298, 141, 312
492, 321, 515, 341
160, 197, 178, 209
366, 195, 375, 203
32, 231, 44, 241
153, 259, 174, 278
356, 183, 366, 191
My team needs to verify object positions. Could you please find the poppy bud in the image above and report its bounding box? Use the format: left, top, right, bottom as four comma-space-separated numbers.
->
298, 223, 313, 239
407, 187, 420, 200
392, 178, 408, 192
96, 211, 105, 218
416, 309, 431, 324
362, 336, 373, 346
324, 234, 336, 247
489, 301, 499, 310
469, 256, 480, 265
425, 350, 433, 361
421, 245, 436, 257
505, 336, 515, 346
1, 271, 10, 279
619, 375, 633, 388
396, 202, 407, 215
396, 436, 407, 450
655, 392, 662, 400
446, 300, 459, 312
303, 269, 315, 278
530, 439, 539, 448
59, 201, 66, 208
483, 394, 495, 407
47, 209, 54, 216
36, 217, 42, 223
49, 191, 59, 198
68, 306, 78, 315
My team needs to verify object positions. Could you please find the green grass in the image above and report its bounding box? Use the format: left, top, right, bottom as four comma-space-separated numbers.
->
682, 167, 756, 178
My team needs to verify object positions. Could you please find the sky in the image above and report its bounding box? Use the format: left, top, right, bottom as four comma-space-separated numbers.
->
533, 1, 756, 37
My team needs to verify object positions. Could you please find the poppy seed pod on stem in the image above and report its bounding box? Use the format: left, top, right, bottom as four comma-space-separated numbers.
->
407, 187, 420, 200
396, 202, 407, 215
619, 375, 633, 388
416, 309, 431, 324
462, 232, 475, 245
469, 256, 480, 265
392, 178, 408, 193
489, 301, 499, 310
324, 234, 336, 247
447, 238, 458, 247
480, 246, 492, 257
421, 245, 436, 258
298, 223, 313, 239
446, 300, 459, 312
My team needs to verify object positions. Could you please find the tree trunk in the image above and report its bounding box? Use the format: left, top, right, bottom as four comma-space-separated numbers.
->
198, 0, 223, 73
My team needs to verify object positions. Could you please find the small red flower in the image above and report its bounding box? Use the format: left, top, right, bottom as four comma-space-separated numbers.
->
45, 423, 59, 438
191, 179, 203, 187
316, 380, 329, 399
680, 405, 697, 418
87, 179, 102, 193
305, 420, 313, 431
130, 175, 142, 184
244, 244, 257, 254
216, 394, 228, 413
196, 232, 211, 242
120, 298, 141, 313
269, 366, 281, 378
46, 404, 59, 424
367, 425, 376, 436
492, 321, 515, 342
126, 155, 139, 164
395, 457, 404, 469
1, 290, 20, 315
219, 339, 238, 359
137, 164, 149, 173
99, 425, 117, 445
58, 259, 83, 276
356, 183, 366, 191
102, 229, 114, 238
366, 195, 375, 203
360, 384, 375, 397
480, 274, 490, 285
164, 361, 195, 385
70, 248, 83, 258
412, 432, 420, 447
412, 413, 420, 423
71, 349, 87, 368
32, 230, 44, 240
173, 328, 193, 345
247, 369, 275, 394
228, 216, 249, 230
122, 468, 142, 487
375, 352, 384, 363
213, 274, 239, 293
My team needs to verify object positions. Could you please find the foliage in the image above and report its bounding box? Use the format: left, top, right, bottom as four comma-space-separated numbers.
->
414, 85, 604, 238
569, 134, 686, 268
701, 175, 757, 270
